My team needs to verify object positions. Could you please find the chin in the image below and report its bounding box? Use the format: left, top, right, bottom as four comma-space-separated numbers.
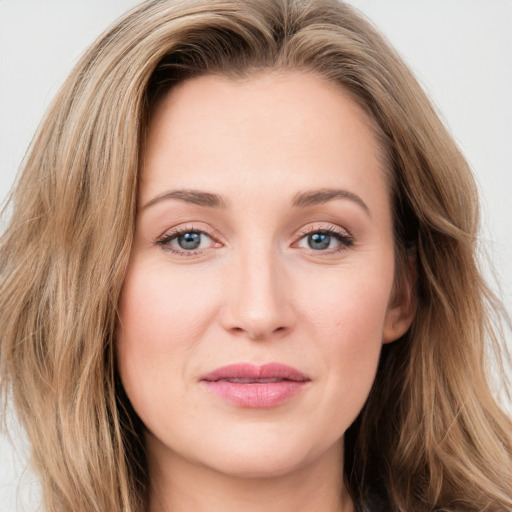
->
189, 426, 343, 480
205, 449, 313, 479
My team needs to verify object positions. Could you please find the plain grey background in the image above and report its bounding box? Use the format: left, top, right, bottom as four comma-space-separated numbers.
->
1, 1, 511, 511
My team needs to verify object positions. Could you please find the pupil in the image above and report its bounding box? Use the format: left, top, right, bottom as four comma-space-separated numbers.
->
178, 232, 201, 250
308, 233, 330, 250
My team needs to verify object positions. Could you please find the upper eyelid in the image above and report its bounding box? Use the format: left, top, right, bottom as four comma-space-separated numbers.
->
157, 224, 220, 241
162, 229, 212, 242
154, 222, 354, 246
296, 223, 353, 238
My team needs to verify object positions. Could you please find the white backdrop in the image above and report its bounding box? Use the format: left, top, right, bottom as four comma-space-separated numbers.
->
1, 1, 511, 511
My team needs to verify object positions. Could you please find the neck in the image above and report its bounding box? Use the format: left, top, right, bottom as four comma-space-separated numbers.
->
146, 436, 353, 512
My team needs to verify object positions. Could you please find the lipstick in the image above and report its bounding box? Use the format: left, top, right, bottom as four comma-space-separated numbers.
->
199, 363, 310, 408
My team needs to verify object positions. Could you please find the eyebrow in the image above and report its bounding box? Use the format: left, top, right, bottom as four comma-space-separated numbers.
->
142, 187, 370, 215
292, 188, 370, 215
142, 189, 227, 210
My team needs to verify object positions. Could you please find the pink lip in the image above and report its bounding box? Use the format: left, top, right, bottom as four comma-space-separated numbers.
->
200, 363, 310, 408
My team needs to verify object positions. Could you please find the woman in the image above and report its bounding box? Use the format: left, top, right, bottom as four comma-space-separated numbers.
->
0, 1, 510, 511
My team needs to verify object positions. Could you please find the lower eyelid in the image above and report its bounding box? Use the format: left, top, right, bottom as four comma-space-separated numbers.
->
298, 235, 351, 249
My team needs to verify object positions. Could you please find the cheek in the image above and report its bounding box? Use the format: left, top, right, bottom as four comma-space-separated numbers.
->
293, 260, 393, 415
297, 261, 394, 345
115, 259, 220, 419
118, 258, 222, 345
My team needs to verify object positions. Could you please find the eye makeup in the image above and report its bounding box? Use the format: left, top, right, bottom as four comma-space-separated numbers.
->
154, 221, 354, 259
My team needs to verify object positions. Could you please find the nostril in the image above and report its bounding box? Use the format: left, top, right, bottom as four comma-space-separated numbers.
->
228, 325, 288, 341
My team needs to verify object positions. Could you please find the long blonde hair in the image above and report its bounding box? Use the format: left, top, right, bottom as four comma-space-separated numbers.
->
1, 1, 510, 511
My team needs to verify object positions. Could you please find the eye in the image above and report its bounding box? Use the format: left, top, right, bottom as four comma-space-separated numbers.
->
175, 232, 204, 250
307, 232, 333, 250
295, 226, 353, 253
156, 228, 218, 255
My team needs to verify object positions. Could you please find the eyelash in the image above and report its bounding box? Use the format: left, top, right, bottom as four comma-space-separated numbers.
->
155, 224, 354, 256
155, 225, 218, 256
296, 225, 354, 253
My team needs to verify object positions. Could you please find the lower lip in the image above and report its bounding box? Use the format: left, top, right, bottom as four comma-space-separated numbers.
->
201, 380, 308, 408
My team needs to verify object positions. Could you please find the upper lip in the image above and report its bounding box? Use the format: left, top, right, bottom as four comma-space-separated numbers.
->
200, 363, 310, 382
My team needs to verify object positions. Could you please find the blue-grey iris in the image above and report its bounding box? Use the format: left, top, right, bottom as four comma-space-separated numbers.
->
308, 233, 330, 250
178, 232, 201, 250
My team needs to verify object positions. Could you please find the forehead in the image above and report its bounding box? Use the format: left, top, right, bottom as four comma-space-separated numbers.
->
140, 71, 389, 208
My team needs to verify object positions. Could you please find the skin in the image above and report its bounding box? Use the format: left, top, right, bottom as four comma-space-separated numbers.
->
116, 71, 415, 512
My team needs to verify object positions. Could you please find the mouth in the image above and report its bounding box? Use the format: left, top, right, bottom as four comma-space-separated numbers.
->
200, 362, 310, 382
214, 377, 295, 383
199, 363, 311, 408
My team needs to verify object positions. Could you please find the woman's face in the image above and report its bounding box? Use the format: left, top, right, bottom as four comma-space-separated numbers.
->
117, 72, 413, 480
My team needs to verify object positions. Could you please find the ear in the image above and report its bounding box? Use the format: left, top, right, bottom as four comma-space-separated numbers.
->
382, 251, 417, 344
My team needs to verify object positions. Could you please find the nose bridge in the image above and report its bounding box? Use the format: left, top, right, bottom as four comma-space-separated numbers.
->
222, 236, 292, 339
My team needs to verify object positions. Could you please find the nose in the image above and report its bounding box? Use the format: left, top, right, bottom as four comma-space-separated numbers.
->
220, 244, 295, 340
